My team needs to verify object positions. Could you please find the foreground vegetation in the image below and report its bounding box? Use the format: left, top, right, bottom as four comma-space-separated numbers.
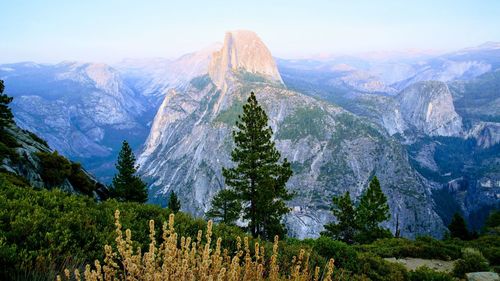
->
61, 210, 335, 281
1, 81, 499, 279
1, 175, 499, 280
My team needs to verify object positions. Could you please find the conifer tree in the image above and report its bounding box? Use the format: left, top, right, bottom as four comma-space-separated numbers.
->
167, 191, 181, 213
206, 189, 241, 225
484, 210, 500, 234
223, 92, 293, 239
321, 191, 357, 244
0, 80, 14, 130
111, 140, 148, 203
356, 176, 391, 243
448, 213, 471, 240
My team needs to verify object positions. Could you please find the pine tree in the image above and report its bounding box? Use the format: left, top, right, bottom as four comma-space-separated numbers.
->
448, 213, 471, 240
206, 189, 241, 225
0, 80, 14, 130
111, 140, 148, 203
484, 210, 500, 234
223, 92, 293, 239
321, 191, 357, 244
356, 176, 391, 243
167, 191, 181, 213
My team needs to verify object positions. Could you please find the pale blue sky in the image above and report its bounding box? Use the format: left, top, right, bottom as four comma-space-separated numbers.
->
1, 0, 500, 63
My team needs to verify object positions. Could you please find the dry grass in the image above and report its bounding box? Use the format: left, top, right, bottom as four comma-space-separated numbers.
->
59, 210, 336, 281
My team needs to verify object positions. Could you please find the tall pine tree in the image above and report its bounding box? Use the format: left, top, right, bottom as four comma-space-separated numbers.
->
356, 176, 391, 243
223, 92, 293, 239
206, 189, 242, 225
321, 191, 358, 244
167, 191, 181, 213
111, 140, 148, 203
448, 213, 471, 240
0, 80, 14, 130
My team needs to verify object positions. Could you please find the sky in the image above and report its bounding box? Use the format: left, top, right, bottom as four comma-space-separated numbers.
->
1, 0, 500, 63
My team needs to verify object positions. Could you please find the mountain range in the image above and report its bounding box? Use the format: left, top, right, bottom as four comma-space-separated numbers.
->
1, 30, 498, 238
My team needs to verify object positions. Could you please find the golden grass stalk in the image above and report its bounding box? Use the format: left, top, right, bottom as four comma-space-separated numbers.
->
59, 210, 336, 281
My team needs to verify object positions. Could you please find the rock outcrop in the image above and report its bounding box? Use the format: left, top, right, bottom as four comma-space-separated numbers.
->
467, 122, 500, 148
208, 30, 283, 89
1, 124, 108, 199
398, 81, 463, 136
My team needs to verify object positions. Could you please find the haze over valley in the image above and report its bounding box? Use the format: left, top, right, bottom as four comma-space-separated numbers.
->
1, 29, 499, 238
3, 2, 500, 279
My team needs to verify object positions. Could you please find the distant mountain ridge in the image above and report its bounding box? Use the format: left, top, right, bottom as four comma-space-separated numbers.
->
1, 35, 499, 236
0, 62, 152, 181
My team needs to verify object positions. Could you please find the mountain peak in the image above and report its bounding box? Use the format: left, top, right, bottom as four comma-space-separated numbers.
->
208, 30, 283, 88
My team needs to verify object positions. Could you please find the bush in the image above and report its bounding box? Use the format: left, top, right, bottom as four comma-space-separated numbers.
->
67, 163, 96, 195
452, 248, 490, 278
0, 178, 265, 278
0, 138, 19, 163
467, 235, 500, 266
358, 252, 409, 281
312, 236, 359, 272
0, 172, 30, 188
36, 151, 72, 186
24, 130, 49, 147
409, 266, 453, 281
276, 239, 326, 276
0, 130, 19, 148
357, 237, 461, 260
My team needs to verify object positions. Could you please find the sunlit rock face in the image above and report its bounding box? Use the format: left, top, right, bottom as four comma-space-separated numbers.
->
209, 30, 283, 89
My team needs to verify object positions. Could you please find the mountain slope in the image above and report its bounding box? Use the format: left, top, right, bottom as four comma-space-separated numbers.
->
397, 81, 463, 136
138, 31, 446, 238
0, 62, 152, 181
0, 121, 108, 199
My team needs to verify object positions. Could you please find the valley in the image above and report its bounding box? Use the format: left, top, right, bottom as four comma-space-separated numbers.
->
1, 31, 499, 239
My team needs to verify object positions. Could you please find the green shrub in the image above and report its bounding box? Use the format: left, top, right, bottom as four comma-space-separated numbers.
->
312, 236, 360, 272
0, 178, 248, 278
0, 138, 19, 163
452, 248, 490, 278
67, 163, 96, 195
25, 130, 49, 147
0, 130, 19, 148
409, 266, 453, 281
357, 237, 461, 260
275, 240, 325, 276
467, 235, 500, 265
358, 252, 409, 281
0, 172, 30, 187
36, 151, 72, 186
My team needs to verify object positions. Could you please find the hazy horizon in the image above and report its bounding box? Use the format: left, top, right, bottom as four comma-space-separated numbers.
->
2, 0, 500, 64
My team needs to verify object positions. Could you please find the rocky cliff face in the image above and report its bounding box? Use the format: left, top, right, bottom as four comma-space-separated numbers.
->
397, 81, 463, 136
138, 31, 446, 239
208, 30, 283, 89
468, 122, 500, 149
1, 123, 107, 199
0, 62, 151, 181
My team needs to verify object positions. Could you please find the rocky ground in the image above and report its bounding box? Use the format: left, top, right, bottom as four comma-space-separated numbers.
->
385, 257, 456, 272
